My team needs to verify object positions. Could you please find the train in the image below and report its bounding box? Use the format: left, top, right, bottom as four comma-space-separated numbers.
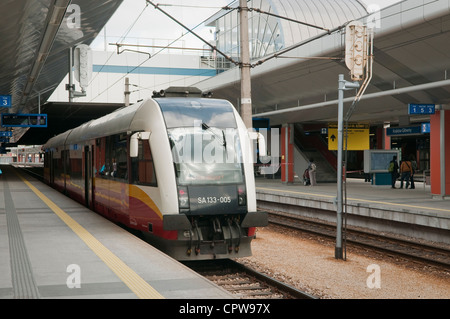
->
42, 87, 268, 260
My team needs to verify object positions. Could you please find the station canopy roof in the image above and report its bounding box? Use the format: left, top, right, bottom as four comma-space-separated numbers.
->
197, 0, 450, 126
0, 0, 123, 146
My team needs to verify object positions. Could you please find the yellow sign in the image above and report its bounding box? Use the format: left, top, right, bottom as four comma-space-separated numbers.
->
328, 123, 369, 151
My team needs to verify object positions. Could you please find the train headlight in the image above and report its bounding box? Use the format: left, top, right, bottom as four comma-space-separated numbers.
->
178, 186, 190, 209
238, 185, 246, 206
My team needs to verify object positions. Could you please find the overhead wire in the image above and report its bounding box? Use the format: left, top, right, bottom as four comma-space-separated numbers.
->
89, 0, 348, 100
146, 1, 238, 65
90, 2, 150, 79
155, 4, 224, 10
92, 1, 232, 99
88, 1, 152, 102
145, 0, 236, 61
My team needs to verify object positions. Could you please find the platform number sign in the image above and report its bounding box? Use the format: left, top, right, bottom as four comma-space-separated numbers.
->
408, 104, 435, 115
1, 95, 12, 107
0, 131, 12, 137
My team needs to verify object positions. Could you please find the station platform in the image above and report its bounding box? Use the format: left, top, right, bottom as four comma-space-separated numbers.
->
256, 177, 450, 245
0, 165, 232, 299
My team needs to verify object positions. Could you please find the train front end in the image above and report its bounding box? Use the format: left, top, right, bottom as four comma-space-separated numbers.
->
152, 95, 267, 260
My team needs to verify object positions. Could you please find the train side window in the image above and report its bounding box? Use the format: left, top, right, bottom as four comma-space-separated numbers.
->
96, 138, 106, 177
53, 150, 64, 182
101, 134, 128, 180
68, 147, 82, 183
131, 140, 157, 186
112, 134, 128, 180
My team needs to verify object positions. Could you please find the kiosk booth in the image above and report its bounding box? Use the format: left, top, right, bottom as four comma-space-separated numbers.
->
364, 150, 399, 186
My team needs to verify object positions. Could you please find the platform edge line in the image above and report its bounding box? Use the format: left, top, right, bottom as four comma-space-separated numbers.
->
15, 171, 164, 300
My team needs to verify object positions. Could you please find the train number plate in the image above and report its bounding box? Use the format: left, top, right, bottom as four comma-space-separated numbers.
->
197, 196, 231, 204
188, 185, 240, 215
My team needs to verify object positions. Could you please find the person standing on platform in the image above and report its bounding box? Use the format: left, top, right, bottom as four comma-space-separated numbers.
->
400, 157, 412, 189
389, 155, 399, 188
409, 154, 417, 189
308, 158, 317, 186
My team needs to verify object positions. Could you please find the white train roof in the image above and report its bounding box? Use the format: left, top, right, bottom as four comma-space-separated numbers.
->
44, 100, 148, 148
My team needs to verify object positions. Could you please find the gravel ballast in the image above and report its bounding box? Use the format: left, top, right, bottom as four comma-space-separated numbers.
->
238, 226, 450, 299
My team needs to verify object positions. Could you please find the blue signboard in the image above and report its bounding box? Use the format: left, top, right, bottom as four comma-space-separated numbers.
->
0, 131, 12, 137
408, 103, 435, 115
386, 126, 422, 136
421, 122, 430, 134
0, 95, 12, 107
1, 113, 47, 127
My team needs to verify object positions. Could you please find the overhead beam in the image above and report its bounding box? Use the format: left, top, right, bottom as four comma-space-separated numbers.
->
20, 0, 71, 109
254, 78, 450, 119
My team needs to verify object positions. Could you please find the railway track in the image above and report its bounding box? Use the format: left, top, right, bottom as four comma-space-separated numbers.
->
15, 166, 317, 299
12, 165, 44, 181
268, 211, 450, 269
183, 259, 317, 299
18, 166, 448, 290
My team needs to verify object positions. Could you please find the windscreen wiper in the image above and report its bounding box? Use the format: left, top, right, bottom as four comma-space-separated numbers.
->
201, 123, 227, 149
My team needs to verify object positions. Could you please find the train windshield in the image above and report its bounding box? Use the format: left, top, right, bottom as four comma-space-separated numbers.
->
168, 126, 244, 185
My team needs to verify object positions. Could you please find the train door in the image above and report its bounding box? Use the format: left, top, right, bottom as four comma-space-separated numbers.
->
62, 149, 69, 194
84, 145, 93, 208
44, 151, 54, 185
49, 151, 54, 184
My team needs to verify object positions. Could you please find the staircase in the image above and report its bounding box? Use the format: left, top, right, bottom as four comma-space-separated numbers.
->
293, 124, 337, 183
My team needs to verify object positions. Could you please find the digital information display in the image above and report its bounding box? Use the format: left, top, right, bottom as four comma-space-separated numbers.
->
1, 113, 47, 127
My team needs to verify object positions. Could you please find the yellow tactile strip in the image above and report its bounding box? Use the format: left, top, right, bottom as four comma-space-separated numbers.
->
15, 171, 164, 299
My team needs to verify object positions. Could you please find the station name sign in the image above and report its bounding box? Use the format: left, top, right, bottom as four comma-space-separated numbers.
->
386, 126, 425, 136
1, 113, 47, 127
408, 103, 435, 115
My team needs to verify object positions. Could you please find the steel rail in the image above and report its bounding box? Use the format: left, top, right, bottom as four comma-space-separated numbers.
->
184, 259, 317, 299
268, 211, 450, 269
